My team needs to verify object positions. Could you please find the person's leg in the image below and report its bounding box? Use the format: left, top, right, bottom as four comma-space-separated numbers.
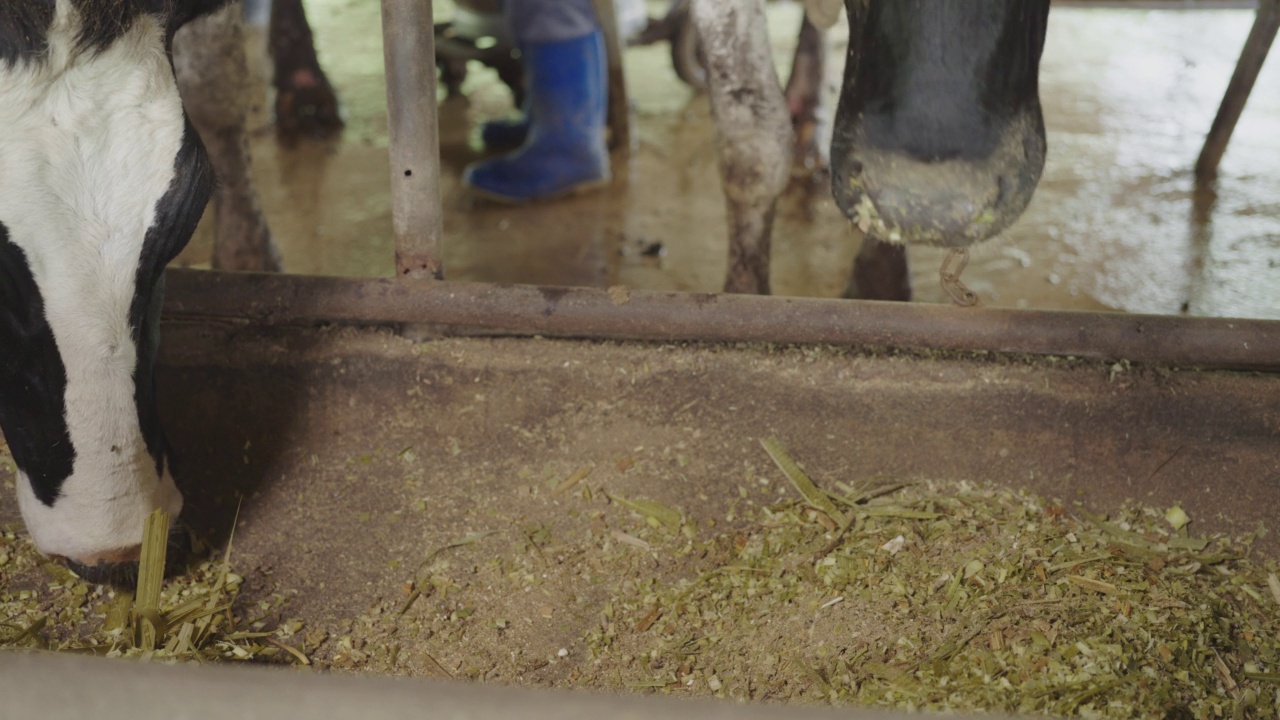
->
477, 0, 529, 149
505, 0, 599, 43
465, 0, 611, 202
481, 0, 603, 148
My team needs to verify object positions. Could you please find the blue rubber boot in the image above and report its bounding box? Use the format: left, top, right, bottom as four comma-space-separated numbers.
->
464, 31, 610, 203
481, 60, 531, 149
480, 113, 532, 149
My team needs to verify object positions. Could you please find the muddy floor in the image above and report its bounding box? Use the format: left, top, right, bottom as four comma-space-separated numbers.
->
175, 0, 1280, 318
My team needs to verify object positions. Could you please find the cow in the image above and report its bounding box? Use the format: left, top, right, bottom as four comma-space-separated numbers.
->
692, 0, 1051, 299
0, 0, 239, 584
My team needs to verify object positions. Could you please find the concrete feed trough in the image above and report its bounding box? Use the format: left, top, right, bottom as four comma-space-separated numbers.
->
6, 300, 1277, 715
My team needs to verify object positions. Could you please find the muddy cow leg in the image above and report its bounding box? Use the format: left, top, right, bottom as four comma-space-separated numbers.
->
843, 240, 910, 301
691, 0, 793, 295
174, 4, 283, 272
784, 15, 828, 173
830, 0, 1050, 254
270, 0, 344, 138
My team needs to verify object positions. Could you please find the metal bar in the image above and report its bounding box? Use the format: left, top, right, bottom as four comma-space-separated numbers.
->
380, 0, 445, 279
590, 0, 632, 151
1195, 0, 1280, 181
162, 269, 1280, 371
2, 652, 1025, 720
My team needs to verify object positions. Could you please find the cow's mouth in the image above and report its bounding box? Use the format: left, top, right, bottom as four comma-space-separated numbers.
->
62, 523, 195, 587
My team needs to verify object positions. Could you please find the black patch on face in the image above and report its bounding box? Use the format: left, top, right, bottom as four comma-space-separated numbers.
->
3, 1, 235, 68
129, 117, 215, 479
71, 0, 148, 55
0, 1, 55, 67
0, 224, 76, 506
59, 0, 236, 57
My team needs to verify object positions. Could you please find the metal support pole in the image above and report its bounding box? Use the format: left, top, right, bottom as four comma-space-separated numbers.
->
380, 0, 445, 279
1195, 0, 1280, 181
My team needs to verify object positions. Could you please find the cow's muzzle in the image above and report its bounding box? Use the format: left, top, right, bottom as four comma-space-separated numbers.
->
63, 522, 195, 588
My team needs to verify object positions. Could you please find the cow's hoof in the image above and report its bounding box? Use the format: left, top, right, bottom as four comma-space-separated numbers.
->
275, 69, 344, 139
64, 523, 195, 587
831, 108, 1046, 249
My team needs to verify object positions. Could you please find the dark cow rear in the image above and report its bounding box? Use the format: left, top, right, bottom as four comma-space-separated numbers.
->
832, 0, 1051, 250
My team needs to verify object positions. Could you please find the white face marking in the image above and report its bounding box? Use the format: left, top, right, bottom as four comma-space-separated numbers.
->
0, 1, 186, 560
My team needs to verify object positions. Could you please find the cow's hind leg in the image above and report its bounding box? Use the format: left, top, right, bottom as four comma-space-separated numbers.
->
843, 239, 910, 301
784, 15, 827, 174
692, 0, 793, 295
175, 4, 283, 272
270, 0, 344, 138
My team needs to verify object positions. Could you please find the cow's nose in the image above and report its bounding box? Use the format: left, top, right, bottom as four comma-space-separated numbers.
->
831, 112, 1046, 249
64, 523, 194, 587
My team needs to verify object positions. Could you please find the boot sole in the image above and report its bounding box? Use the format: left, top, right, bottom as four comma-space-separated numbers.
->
467, 175, 613, 206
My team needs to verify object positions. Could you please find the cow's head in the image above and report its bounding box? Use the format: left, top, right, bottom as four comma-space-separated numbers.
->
831, 0, 1051, 248
0, 1, 221, 582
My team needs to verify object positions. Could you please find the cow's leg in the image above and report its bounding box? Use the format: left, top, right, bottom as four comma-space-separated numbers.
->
830, 0, 1050, 252
784, 15, 828, 173
270, 0, 344, 138
843, 240, 910, 301
691, 0, 793, 295
174, 4, 283, 272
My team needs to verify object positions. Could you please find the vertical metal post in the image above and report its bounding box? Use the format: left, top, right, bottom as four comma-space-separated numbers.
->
380, 0, 445, 280
1195, 0, 1280, 182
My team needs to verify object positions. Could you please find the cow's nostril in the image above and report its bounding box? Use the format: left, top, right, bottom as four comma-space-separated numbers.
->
64, 523, 195, 587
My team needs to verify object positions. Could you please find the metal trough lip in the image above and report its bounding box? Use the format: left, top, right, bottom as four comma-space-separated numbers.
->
163, 269, 1280, 372
0, 651, 1024, 720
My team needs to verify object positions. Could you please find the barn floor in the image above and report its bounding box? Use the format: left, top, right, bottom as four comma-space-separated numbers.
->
175, 0, 1280, 318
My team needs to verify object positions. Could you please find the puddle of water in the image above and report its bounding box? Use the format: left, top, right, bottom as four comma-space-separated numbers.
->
177, 1, 1280, 319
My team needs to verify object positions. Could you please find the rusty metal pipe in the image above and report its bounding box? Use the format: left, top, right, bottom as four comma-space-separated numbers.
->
380, 0, 445, 279
162, 269, 1280, 371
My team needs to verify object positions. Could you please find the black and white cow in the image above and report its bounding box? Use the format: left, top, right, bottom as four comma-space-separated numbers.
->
0, 0, 230, 582
693, 0, 1051, 299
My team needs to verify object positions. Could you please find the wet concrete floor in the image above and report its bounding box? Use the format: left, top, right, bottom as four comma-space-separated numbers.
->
176, 1, 1280, 319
